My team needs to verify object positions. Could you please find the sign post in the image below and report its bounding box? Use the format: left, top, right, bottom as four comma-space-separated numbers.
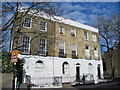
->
10, 50, 18, 90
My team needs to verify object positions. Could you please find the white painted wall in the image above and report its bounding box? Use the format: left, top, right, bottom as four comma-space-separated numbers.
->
18, 54, 104, 85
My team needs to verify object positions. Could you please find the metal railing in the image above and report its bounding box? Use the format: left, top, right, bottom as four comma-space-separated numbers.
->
25, 75, 95, 87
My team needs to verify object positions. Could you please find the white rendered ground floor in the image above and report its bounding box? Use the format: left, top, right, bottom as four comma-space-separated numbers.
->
18, 54, 104, 88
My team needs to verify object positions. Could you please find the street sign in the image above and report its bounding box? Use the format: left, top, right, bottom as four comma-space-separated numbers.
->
10, 50, 18, 63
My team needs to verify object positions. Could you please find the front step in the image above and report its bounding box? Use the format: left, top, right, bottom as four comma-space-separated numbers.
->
20, 83, 28, 88
62, 83, 72, 87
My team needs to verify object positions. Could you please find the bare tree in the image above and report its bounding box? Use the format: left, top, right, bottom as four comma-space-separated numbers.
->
1, 2, 63, 52
93, 15, 119, 79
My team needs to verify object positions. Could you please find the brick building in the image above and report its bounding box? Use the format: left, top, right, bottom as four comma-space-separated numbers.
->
10, 7, 104, 87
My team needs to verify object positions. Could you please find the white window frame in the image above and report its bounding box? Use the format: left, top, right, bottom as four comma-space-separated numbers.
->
88, 63, 93, 75
40, 21, 47, 32
84, 31, 88, 40
59, 42, 65, 55
85, 45, 90, 59
22, 36, 31, 54
71, 29, 76, 37
59, 26, 65, 35
94, 47, 98, 60
72, 43, 77, 56
92, 34, 97, 42
39, 38, 47, 55
35, 61, 44, 76
62, 62, 69, 75
23, 17, 32, 29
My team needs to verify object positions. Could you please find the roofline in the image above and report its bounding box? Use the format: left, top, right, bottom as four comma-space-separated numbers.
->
18, 6, 99, 33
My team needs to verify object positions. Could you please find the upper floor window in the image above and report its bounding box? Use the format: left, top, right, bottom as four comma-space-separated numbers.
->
59, 26, 65, 35
94, 47, 98, 60
72, 44, 77, 56
40, 21, 47, 32
39, 38, 47, 56
23, 17, 32, 28
71, 29, 76, 37
22, 36, 30, 54
59, 42, 65, 56
85, 45, 90, 59
62, 62, 69, 74
84, 31, 88, 40
92, 34, 97, 42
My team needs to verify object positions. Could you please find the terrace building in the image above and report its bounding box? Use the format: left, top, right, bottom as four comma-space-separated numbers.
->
10, 7, 104, 88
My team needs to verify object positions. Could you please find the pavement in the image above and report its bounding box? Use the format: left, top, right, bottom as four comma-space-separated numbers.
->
30, 79, 120, 90
1, 79, 120, 90
74, 80, 120, 89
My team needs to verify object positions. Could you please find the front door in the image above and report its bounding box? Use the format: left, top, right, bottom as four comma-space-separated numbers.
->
97, 66, 101, 79
76, 66, 80, 82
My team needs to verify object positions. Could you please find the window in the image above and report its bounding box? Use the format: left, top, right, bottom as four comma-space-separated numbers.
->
71, 29, 76, 37
22, 36, 30, 54
72, 44, 77, 56
84, 31, 88, 40
88, 63, 93, 75
85, 45, 90, 59
62, 62, 69, 74
35, 60, 44, 76
92, 34, 97, 42
59, 26, 65, 35
39, 38, 47, 55
23, 17, 32, 28
40, 21, 47, 31
59, 42, 65, 56
94, 47, 98, 60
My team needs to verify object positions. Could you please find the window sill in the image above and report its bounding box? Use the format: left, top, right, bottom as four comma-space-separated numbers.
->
23, 26, 32, 29
84, 39, 89, 41
59, 33, 65, 36
40, 30, 47, 32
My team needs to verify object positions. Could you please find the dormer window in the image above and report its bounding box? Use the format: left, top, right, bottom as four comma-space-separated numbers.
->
23, 17, 32, 29
40, 21, 47, 32
59, 26, 65, 35
71, 29, 76, 37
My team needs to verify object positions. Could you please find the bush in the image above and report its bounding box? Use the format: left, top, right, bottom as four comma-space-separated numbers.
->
2, 51, 14, 73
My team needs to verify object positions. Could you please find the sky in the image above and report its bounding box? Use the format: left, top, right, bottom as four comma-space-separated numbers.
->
59, 2, 118, 26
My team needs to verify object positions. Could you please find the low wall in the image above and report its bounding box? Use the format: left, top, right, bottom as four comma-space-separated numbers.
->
1, 73, 13, 89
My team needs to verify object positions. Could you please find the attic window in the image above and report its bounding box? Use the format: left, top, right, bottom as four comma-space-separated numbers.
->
40, 21, 47, 32
23, 17, 32, 28
59, 26, 65, 35
71, 29, 76, 37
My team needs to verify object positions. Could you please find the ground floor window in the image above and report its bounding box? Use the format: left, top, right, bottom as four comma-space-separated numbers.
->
88, 63, 93, 75
62, 62, 69, 75
35, 60, 44, 76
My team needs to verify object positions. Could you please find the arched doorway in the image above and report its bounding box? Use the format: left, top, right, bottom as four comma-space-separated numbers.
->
35, 60, 44, 76
97, 64, 101, 79
76, 63, 80, 82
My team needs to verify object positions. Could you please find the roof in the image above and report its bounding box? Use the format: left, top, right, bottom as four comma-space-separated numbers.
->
18, 7, 99, 33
